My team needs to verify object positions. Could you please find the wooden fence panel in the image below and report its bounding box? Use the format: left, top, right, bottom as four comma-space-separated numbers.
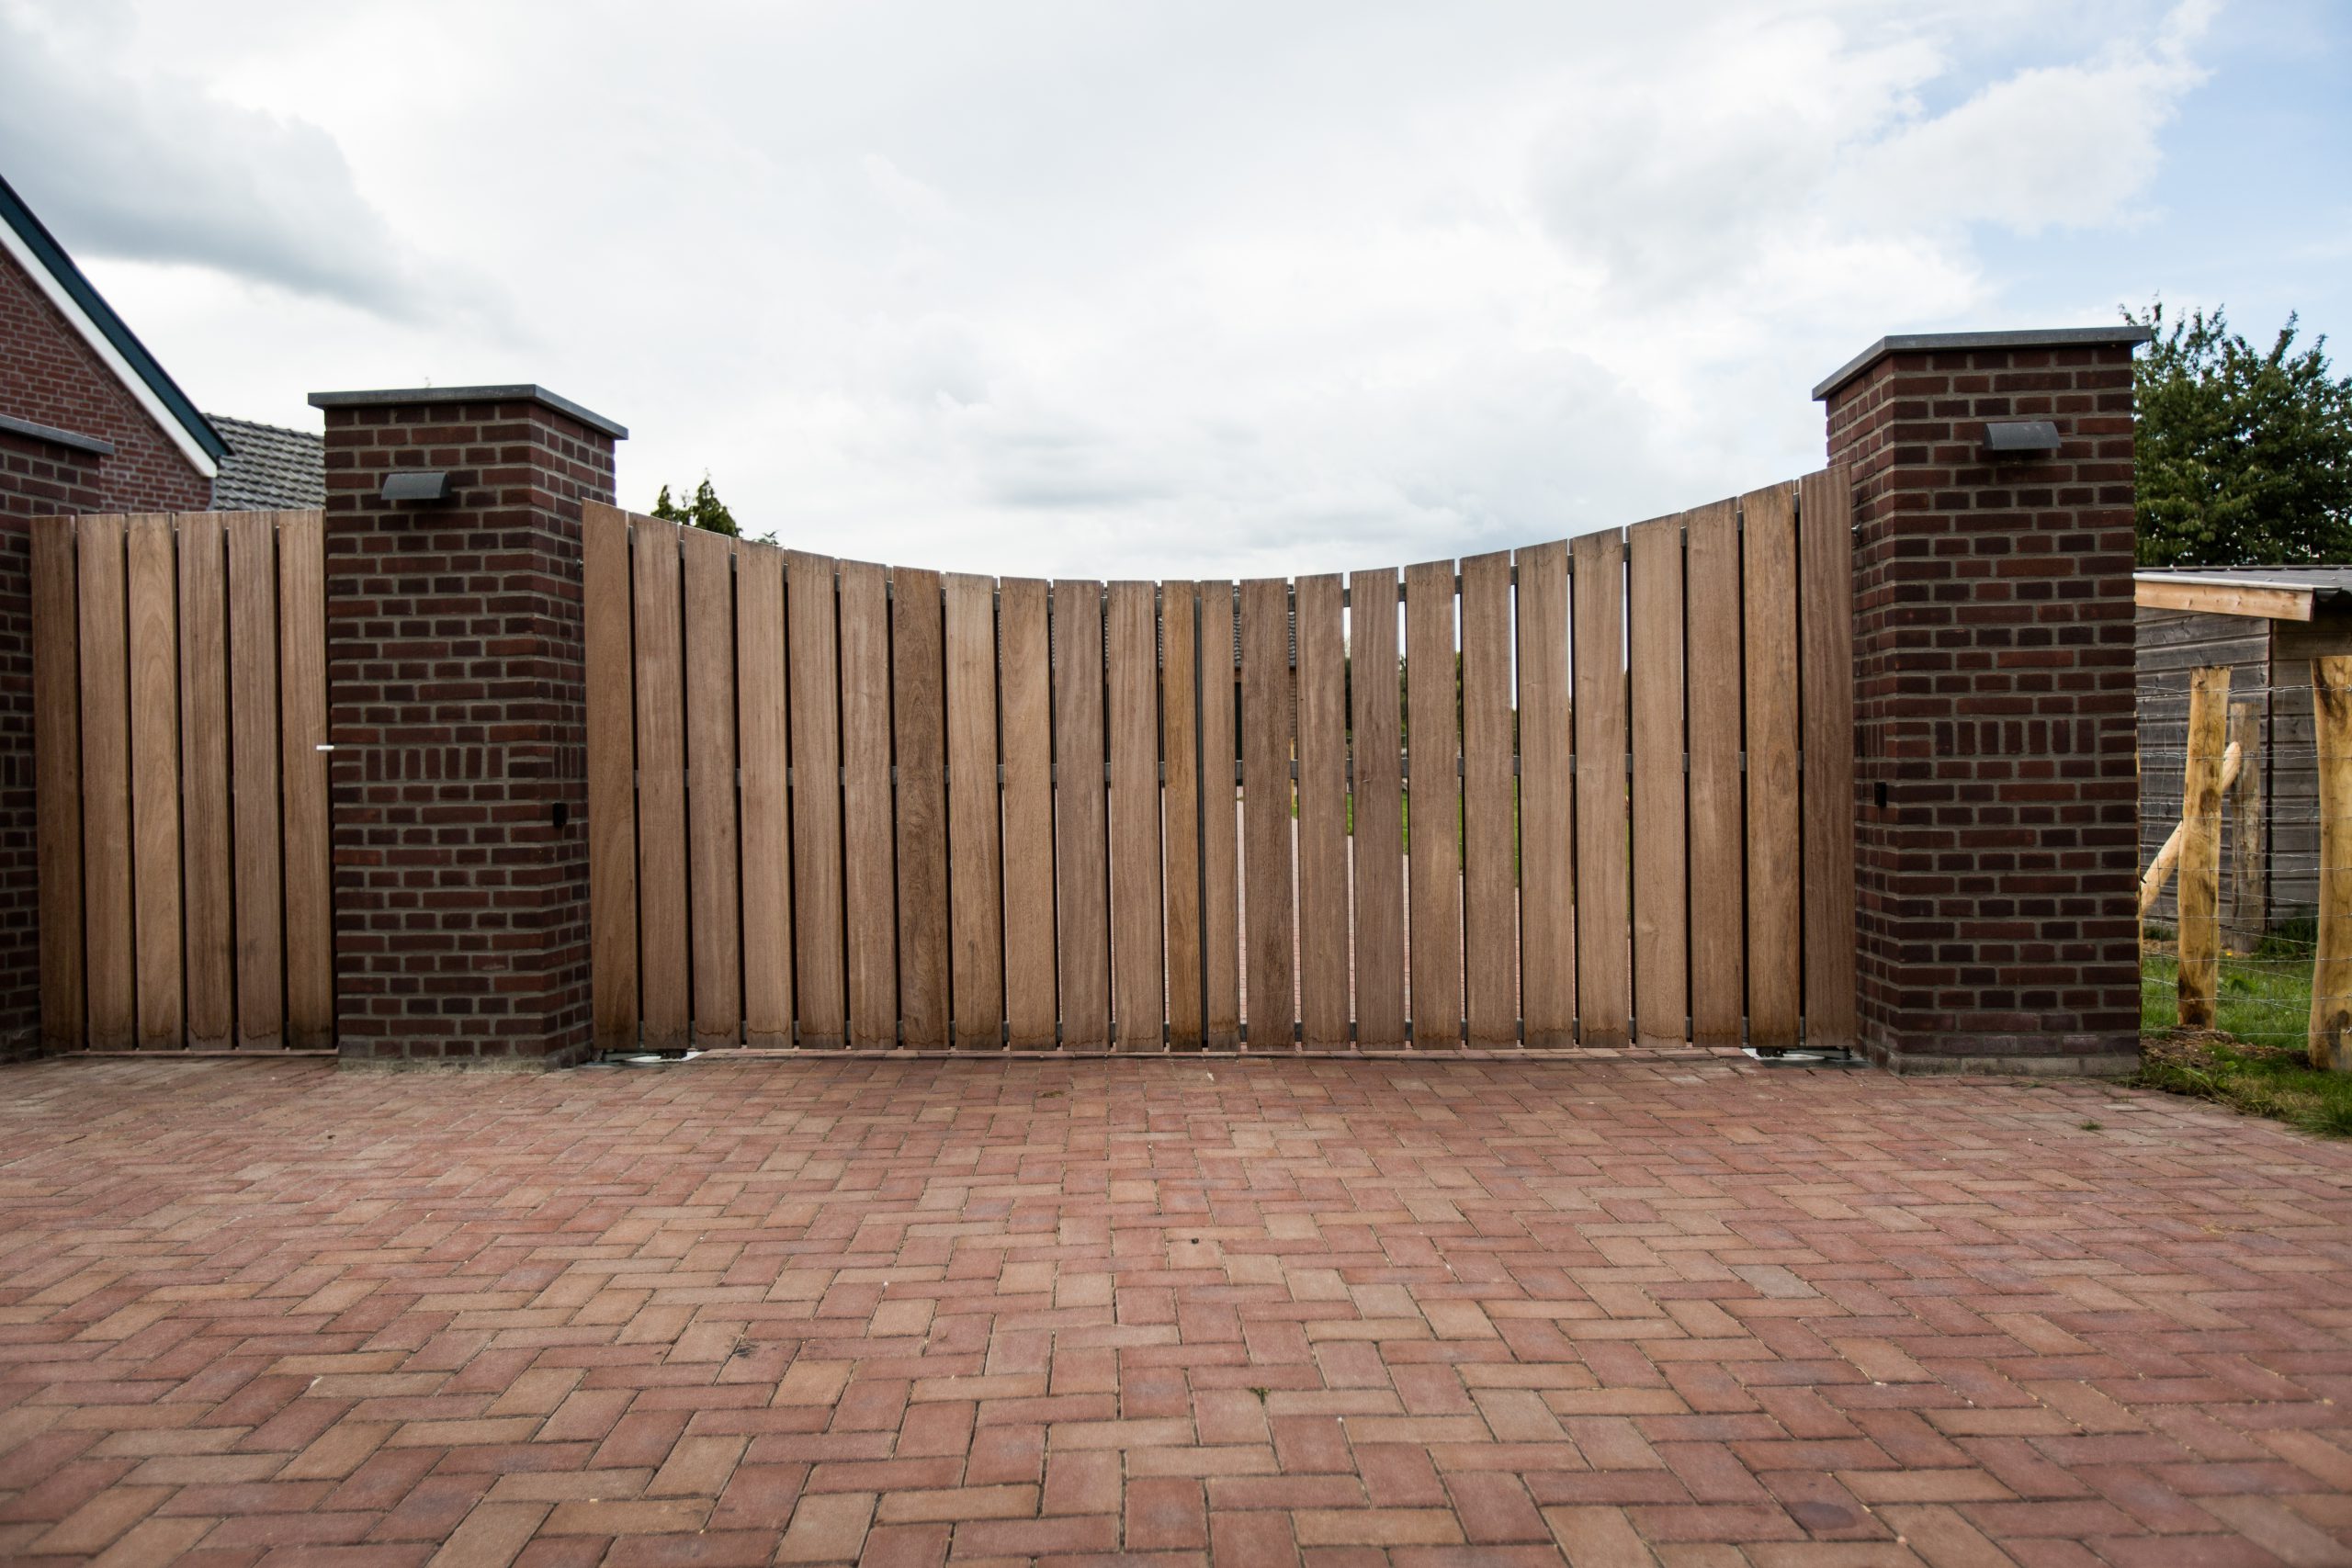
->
1107, 581, 1163, 1050
1684, 499, 1746, 1045
584, 504, 641, 1053
684, 525, 742, 1047
1295, 572, 1350, 1048
839, 559, 896, 1047
1742, 482, 1802, 1047
1516, 541, 1574, 1047
1574, 528, 1632, 1045
226, 513, 281, 1050
277, 513, 332, 1050
1349, 568, 1407, 1048
1161, 581, 1204, 1048
632, 518, 690, 1050
77, 514, 132, 1051
177, 513, 232, 1050
1799, 468, 1859, 1048
34, 520, 83, 1052
1055, 581, 1111, 1047
738, 544, 793, 1048
127, 515, 181, 1048
1200, 582, 1241, 1046
1239, 576, 1295, 1047
1460, 550, 1516, 1046
945, 571, 1003, 1048
893, 567, 949, 1047
786, 550, 847, 1046
1000, 577, 1058, 1047
1404, 559, 1462, 1046
1628, 514, 1687, 1048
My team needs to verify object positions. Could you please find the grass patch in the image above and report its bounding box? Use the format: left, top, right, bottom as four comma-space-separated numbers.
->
2139, 943, 2312, 1046
2139, 1031, 2352, 1139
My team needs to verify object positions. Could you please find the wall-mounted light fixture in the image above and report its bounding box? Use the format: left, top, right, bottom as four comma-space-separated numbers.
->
380, 469, 453, 502
1981, 420, 2061, 457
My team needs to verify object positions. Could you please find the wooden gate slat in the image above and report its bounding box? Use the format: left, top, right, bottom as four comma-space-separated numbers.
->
1199, 583, 1240, 1046
1349, 569, 1406, 1048
33, 519, 84, 1052
127, 514, 181, 1048
1459, 551, 1516, 1046
1295, 573, 1349, 1048
839, 559, 896, 1047
78, 514, 132, 1050
1515, 542, 1574, 1047
1107, 580, 1163, 1050
1054, 580, 1110, 1048
1684, 498, 1746, 1044
632, 519, 691, 1051
684, 525, 743, 1047
176, 513, 232, 1050
737, 542, 793, 1048
277, 513, 332, 1049
1799, 469, 1859, 1049
1628, 515, 1688, 1047
1239, 577, 1295, 1048
786, 550, 847, 1046
225, 512, 281, 1050
1743, 482, 1803, 1047
584, 503, 641, 1053
1403, 559, 1461, 1047
1573, 529, 1632, 1045
892, 567, 949, 1047
944, 571, 1003, 1048
1000, 577, 1057, 1048
1160, 581, 1204, 1049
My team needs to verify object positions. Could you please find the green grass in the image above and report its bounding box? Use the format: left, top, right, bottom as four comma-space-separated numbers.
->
2139, 933, 2352, 1138
2139, 944, 2313, 1045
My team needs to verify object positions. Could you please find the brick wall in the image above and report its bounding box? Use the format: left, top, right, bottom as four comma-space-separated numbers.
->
1819, 327, 2148, 1073
315, 386, 622, 1068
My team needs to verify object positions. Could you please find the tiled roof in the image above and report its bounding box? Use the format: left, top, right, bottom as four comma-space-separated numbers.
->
208, 414, 325, 511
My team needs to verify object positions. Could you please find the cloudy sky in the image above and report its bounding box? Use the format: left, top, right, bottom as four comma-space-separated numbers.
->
3, 0, 2345, 580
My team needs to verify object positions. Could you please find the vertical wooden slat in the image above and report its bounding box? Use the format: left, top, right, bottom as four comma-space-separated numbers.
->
632, 518, 690, 1050
176, 513, 231, 1050
1459, 551, 1516, 1046
33, 518, 84, 1051
2309, 658, 2352, 1067
1573, 529, 1632, 1045
1403, 559, 1460, 1047
1054, 580, 1110, 1047
224, 512, 280, 1049
1743, 482, 1802, 1047
1107, 580, 1163, 1050
1000, 577, 1057, 1048
1515, 542, 1574, 1048
737, 543, 792, 1047
944, 572, 1003, 1047
584, 503, 641, 1053
786, 550, 847, 1046
1684, 499, 1746, 1045
1628, 515, 1687, 1048
1295, 573, 1350, 1048
1349, 569, 1407, 1048
1199, 582, 1240, 1047
892, 567, 949, 1047
78, 514, 132, 1050
127, 515, 181, 1047
1239, 577, 1295, 1049
276, 512, 332, 1050
1160, 581, 1204, 1049
1798, 468, 1858, 1049
683, 525, 742, 1047
839, 559, 896, 1047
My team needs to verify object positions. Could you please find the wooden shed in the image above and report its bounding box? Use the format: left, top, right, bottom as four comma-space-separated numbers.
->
2137, 567, 2352, 947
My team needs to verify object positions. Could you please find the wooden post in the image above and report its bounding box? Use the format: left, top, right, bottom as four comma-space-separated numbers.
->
2140, 740, 2241, 922
2177, 666, 2229, 1030
2310, 655, 2352, 1071
2226, 700, 2265, 952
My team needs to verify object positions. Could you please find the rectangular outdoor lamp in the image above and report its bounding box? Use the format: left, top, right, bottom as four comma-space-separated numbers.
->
380, 469, 453, 502
1981, 419, 2062, 456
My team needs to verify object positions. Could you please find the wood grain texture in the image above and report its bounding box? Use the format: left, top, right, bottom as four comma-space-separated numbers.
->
683, 525, 742, 1047
1797, 468, 1858, 1049
127, 514, 181, 1048
1159, 581, 1204, 1049
275, 512, 332, 1050
1684, 499, 1746, 1045
1348, 569, 1407, 1048
839, 559, 896, 1047
891, 567, 949, 1047
1106, 580, 1164, 1050
1292, 573, 1349, 1047
736, 543, 792, 1047
1741, 482, 1802, 1048
176, 513, 231, 1050
1054, 581, 1110, 1047
786, 550, 847, 1045
1239, 577, 1295, 1048
33, 518, 84, 1051
1458, 550, 1516, 1046
944, 571, 1003, 1048
1403, 559, 1461, 1047
1627, 514, 1688, 1048
224, 513, 281, 1049
77, 514, 132, 1050
999, 577, 1057, 1047
1515, 542, 1574, 1047
2309, 657, 2352, 1067
583, 503, 640, 1053
1199, 583, 1240, 1046
631, 520, 690, 1051
2179, 664, 2229, 1031
1573, 528, 1631, 1046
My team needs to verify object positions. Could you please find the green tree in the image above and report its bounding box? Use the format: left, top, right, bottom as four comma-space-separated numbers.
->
651, 474, 741, 536
2128, 301, 2352, 567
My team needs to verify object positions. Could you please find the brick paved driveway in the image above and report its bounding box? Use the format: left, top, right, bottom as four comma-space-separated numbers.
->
3, 1054, 2349, 1568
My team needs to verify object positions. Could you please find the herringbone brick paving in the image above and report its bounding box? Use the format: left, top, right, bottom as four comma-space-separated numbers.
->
2, 1055, 2349, 1567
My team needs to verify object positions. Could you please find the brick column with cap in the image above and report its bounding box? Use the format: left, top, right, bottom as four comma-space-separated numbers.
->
1818, 326, 2149, 1073
312, 385, 624, 1069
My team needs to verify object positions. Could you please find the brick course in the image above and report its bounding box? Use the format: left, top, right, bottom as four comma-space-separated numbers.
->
1820, 329, 2147, 1072
314, 387, 621, 1068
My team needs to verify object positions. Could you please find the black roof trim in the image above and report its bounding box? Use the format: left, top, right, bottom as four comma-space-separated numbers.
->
308, 384, 628, 440
0, 171, 228, 462
0, 411, 114, 457
1812, 325, 2155, 402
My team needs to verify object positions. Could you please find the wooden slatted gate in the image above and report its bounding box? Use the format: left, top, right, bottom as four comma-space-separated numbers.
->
33, 510, 334, 1051
585, 469, 1856, 1053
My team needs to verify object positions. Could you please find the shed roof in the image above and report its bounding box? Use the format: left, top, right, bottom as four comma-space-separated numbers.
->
2133, 567, 2352, 623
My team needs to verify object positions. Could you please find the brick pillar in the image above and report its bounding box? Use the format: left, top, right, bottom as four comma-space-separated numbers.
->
1818, 327, 2150, 1074
312, 385, 625, 1069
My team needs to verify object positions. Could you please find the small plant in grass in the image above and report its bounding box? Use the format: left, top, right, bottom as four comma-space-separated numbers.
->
2140, 1032, 2352, 1139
